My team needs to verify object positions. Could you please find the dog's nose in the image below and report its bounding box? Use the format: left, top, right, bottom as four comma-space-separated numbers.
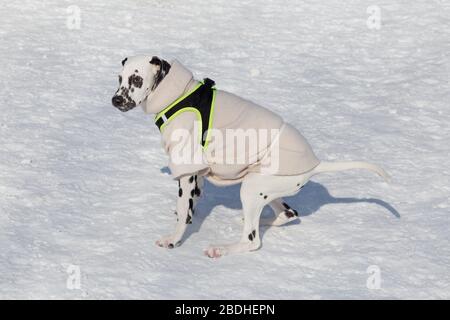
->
112, 95, 124, 107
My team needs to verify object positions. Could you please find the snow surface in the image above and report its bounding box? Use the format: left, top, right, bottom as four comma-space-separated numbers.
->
1, 0, 449, 299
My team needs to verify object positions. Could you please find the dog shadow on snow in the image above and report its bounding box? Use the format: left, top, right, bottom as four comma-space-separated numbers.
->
188, 181, 400, 242
160, 168, 400, 242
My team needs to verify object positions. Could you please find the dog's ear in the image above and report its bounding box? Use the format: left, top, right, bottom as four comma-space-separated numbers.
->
150, 56, 170, 73
121, 57, 128, 66
150, 56, 160, 66
160, 59, 171, 74
150, 56, 171, 90
149, 56, 162, 74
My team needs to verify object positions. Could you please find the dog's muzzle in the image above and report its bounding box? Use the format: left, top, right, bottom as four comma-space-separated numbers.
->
112, 95, 136, 112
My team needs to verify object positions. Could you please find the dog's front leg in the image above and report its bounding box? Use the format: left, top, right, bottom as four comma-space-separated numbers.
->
155, 174, 203, 249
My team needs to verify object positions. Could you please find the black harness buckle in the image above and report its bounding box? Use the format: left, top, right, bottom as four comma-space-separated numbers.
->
203, 77, 215, 88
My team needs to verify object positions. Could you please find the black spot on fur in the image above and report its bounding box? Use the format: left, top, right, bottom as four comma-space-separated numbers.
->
189, 197, 195, 216
282, 202, 290, 210
264, 195, 268, 199
186, 214, 192, 224
135, 69, 138, 73
248, 229, 256, 241
168, 244, 174, 249
179, 188, 183, 197
285, 209, 299, 218
134, 76, 143, 88
189, 176, 201, 197
285, 210, 295, 218
189, 176, 194, 183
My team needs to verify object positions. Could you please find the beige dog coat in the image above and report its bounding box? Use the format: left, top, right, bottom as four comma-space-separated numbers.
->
143, 60, 319, 185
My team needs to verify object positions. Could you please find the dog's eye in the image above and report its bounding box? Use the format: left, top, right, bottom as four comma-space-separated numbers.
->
132, 75, 143, 88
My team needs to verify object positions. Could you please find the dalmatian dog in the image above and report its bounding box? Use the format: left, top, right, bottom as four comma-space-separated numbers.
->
111, 55, 389, 258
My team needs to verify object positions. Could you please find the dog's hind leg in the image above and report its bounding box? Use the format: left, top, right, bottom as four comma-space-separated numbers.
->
204, 172, 307, 258
261, 199, 300, 227
204, 176, 265, 258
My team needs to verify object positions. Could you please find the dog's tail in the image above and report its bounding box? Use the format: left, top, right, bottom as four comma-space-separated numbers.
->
312, 161, 390, 182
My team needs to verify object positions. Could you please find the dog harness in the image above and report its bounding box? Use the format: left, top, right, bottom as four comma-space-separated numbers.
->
154, 78, 216, 149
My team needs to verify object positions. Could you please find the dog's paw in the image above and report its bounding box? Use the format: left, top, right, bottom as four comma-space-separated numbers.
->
155, 236, 181, 249
204, 246, 227, 258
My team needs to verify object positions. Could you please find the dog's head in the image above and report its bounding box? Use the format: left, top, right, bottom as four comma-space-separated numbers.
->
111, 55, 170, 112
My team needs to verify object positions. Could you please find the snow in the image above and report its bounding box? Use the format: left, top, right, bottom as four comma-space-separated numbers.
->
1, 0, 449, 299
